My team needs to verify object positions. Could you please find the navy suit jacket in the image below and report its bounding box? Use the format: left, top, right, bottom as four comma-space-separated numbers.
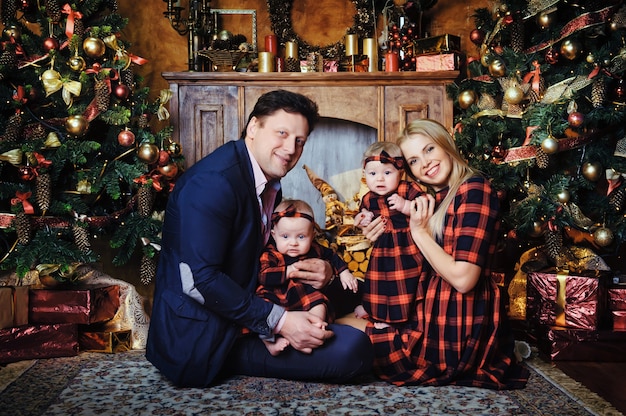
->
146, 139, 277, 387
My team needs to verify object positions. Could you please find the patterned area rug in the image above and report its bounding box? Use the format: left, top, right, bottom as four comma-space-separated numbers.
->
0, 350, 621, 416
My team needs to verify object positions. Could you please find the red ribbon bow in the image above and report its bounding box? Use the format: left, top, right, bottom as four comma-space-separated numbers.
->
11, 191, 34, 214
364, 150, 404, 170
271, 204, 314, 226
62, 4, 83, 40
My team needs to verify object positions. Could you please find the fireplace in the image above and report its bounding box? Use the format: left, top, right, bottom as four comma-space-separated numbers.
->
162, 71, 459, 224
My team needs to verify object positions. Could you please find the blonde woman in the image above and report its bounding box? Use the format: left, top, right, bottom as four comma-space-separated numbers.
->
357, 119, 528, 389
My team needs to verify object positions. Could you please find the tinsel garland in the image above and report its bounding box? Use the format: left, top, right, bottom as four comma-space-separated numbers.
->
266, 0, 376, 59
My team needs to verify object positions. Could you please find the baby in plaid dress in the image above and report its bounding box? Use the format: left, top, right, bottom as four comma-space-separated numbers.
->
353, 142, 426, 329
257, 199, 359, 355
355, 119, 529, 389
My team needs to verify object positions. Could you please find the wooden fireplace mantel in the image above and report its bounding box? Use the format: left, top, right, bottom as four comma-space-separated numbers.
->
162, 71, 460, 166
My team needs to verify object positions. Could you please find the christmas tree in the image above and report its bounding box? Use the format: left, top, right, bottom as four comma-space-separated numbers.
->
449, 0, 626, 273
0, 0, 182, 284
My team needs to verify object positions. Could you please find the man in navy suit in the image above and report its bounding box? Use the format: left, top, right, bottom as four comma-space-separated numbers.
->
146, 90, 373, 387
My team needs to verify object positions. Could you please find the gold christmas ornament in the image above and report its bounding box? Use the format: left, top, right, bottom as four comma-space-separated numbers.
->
83, 37, 106, 58
556, 189, 570, 204
593, 227, 614, 247
168, 141, 182, 156
529, 220, 545, 237
537, 11, 553, 29
582, 161, 602, 181
65, 114, 89, 137
3, 25, 21, 39
458, 90, 477, 109
489, 58, 506, 77
158, 162, 179, 179
68, 55, 86, 72
560, 39, 582, 61
504, 85, 524, 104
137, 143, 160, 164
540, 136, 559, 154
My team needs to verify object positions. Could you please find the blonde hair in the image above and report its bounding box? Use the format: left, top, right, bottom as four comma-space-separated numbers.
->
362, 141, 403, 163
397, 119, 477, 241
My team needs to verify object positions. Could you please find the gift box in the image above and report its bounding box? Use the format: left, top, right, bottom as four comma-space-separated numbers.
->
415, 53, 461, 71
29, 285, 120, 325
527, 271, 609, 330
0, 286, 29, 329
612, 311, 626, 331
537, 325, 626, 361
79, 328, 132, 353
608, 287, 626, 310
0, 323, 78, 364
414, 34, 461, 55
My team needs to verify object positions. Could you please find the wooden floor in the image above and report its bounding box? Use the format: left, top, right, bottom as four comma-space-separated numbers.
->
555, 361, 626, 414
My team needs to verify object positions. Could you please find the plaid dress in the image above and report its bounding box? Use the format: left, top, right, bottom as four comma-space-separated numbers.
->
256, 241, 348, 320
361, 180, 425, 323
367, 175, 529, 389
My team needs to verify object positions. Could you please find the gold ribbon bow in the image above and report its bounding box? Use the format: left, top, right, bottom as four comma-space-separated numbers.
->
103, 34, 131, 70
41, 68, 81, 107
157, 89, 172, 121
0, 148, 23, 166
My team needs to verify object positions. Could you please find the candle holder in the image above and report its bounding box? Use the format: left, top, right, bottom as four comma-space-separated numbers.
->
163, 0, 213, 71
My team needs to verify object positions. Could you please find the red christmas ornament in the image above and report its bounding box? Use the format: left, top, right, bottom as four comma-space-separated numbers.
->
614, 79, 626, 101
117, 129, 136, 147
43, 37, 59, 52
545, 48, 559, 65
503, 14, 514, 25
469, 29, 485, 45
568, 111, 584, 128
114, 84, 130, 100
158, 162, 179, 179
18, 166, 36, 181
492, 145, 506, 159
157, 150, 170, 166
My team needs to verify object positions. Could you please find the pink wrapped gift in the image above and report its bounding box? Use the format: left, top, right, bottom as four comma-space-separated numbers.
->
415, 53, 460, 72
608, 287, 626, 310
527, 271, 609, 330
29, 285, 120, 325
537, 325, 626, 361
0, 286, 29, 329
613, 311, 626, 331
0, 323, 78, 364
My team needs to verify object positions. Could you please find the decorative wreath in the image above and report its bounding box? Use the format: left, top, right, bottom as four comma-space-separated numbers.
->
266, 0, 377, 59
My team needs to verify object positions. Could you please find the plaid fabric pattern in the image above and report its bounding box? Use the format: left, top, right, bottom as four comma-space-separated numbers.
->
361, 180, 424, 323
256, 242, 348, 319
367, 176, 529, 389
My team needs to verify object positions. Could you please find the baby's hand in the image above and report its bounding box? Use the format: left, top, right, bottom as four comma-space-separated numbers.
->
388, 193, 411, 215
354, 209, 374, 228
354, 304, 368, 319
339, 270, 359, 293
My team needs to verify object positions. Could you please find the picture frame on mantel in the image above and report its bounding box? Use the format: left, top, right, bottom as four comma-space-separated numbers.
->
212, 9, 257, 52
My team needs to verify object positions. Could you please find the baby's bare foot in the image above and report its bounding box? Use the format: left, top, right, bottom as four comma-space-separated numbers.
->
264, 337, 290, 356
373, 322, 390, 329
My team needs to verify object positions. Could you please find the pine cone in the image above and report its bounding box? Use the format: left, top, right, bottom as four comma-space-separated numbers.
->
137, 185, 155, 217
36, 172, 51, 214
0, 48, 17, 80
44, 0, 62, 23
591, 77, 607, 108
610, 186, 626, 212
94, 79, 110, 112
545, 229, 563, 261
120, 68, 134, 89
510, 17, 524, 53
140, 254, 157, 285
1, 0, 17, 23
285, 57, 301, 72
72, 222, 91, 252
14, 211, 31, 245
535, 146, 549, 169
2, 113, 23, 142
25, 123, 47, 141
73, 18, 85, 39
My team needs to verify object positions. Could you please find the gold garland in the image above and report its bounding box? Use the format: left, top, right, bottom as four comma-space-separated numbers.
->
266, 0, 376, 59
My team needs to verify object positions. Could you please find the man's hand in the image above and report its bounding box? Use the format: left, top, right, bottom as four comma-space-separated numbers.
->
278, 310, 334, 353
360, 215, 386, 242
289, 258, 332, 289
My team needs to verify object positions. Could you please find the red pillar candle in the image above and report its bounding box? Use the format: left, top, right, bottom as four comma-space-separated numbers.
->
265, 34, 278, 54
385, 51, 399, 72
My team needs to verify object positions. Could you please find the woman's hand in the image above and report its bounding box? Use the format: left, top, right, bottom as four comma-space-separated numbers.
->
359, 215, 386, 242
409, 194, 435, 233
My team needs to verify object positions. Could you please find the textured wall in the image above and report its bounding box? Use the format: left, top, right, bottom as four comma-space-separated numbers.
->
120, 0, 488, 98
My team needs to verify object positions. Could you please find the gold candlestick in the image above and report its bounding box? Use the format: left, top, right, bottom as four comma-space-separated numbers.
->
362, 38, 378, 72
258, 52, 275, 72
345, 34, 358, 56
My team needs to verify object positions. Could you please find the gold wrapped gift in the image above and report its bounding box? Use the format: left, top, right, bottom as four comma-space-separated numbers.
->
79, 328, 132, 353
